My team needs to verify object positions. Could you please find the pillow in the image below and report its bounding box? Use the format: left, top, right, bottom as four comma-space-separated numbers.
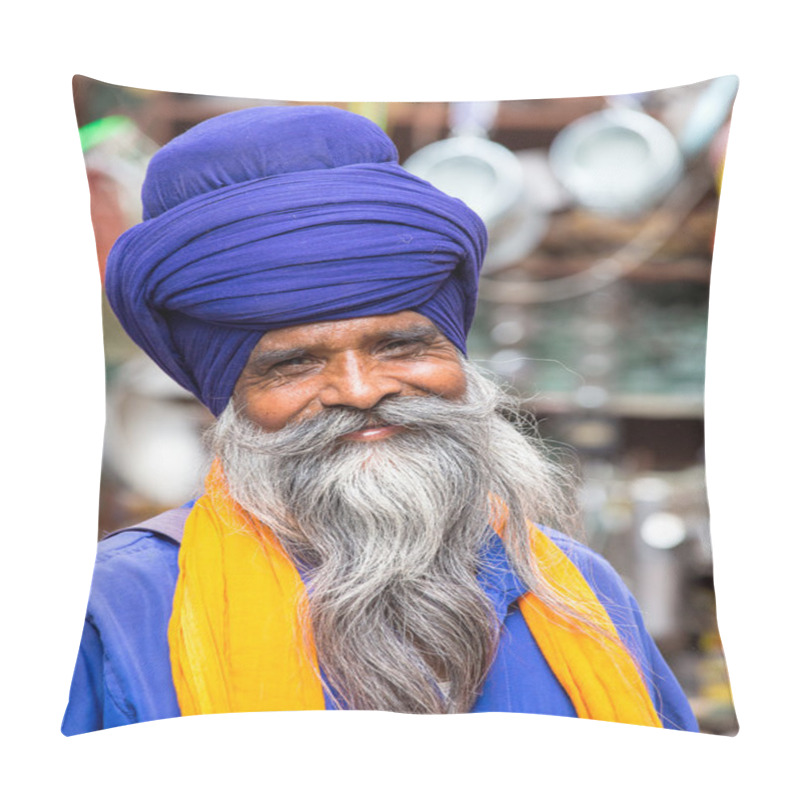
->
63, 76, 737, 735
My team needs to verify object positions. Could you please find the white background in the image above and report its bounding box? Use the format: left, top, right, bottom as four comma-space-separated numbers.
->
4, 2, 794, 796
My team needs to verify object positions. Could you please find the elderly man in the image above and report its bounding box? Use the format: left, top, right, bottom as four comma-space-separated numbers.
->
62, 105, 698, 733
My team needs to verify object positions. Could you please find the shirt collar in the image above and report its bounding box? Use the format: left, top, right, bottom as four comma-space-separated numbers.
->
476, 530, 529, 621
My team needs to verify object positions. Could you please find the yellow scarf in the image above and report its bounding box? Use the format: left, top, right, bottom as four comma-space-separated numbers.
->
168, 462, 662, 726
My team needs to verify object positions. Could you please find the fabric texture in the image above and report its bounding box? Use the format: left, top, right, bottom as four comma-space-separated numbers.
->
518, 539, 661, 724
165, 462, 661, 726
61, 510, 698, 734
104, 106, 487, 414
169, 463, 324, 714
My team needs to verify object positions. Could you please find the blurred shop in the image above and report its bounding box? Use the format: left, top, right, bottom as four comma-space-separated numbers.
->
73, 76, 738, 735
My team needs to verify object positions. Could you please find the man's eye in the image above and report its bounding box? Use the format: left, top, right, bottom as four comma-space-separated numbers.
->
270, 357, 313, 373
381, 339, 424, 355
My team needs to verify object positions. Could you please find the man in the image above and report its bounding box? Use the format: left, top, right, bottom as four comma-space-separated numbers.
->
62, 105, 698, 733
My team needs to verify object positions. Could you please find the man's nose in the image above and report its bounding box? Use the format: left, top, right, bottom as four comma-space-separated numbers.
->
318, 354, 403, 410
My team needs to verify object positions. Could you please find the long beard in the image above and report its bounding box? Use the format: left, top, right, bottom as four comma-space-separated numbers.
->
208, 362, 578, 713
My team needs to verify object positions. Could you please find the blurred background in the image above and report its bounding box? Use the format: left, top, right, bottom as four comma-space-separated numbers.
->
73, 75, 738, 735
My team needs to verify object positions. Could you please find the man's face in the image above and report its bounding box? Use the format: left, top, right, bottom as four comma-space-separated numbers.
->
233, 311, 467, 436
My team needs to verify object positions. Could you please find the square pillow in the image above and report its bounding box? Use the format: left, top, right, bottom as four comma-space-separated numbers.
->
64, 76, 737, 735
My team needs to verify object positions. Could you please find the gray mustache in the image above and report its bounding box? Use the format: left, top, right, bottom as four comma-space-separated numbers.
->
259, 394, 478, 456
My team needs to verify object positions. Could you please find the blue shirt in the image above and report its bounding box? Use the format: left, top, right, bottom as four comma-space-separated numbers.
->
61, 527, 698, 734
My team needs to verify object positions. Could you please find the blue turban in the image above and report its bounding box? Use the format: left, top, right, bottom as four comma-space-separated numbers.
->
105, 105, 488, 414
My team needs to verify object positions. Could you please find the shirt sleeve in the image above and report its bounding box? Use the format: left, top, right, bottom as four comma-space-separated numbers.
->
620, 584, 700, 731
61, 619, 105, 735
61, 617, 143, 735
548, 531, 699, 732
61, 531, 182, 735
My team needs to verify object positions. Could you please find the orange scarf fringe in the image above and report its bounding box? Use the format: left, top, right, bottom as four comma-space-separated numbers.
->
168, 462, 661, 726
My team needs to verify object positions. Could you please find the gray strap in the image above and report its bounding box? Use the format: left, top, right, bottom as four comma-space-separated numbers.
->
102, 506, 191, 545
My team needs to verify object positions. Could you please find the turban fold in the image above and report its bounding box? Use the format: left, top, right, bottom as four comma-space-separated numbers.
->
104, 105, 488, 414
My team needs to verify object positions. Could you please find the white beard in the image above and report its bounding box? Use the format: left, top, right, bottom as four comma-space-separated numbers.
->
207, 361, 578, 713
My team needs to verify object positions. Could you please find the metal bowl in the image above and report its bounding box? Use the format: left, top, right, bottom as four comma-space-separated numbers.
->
548, 107, 684, 217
